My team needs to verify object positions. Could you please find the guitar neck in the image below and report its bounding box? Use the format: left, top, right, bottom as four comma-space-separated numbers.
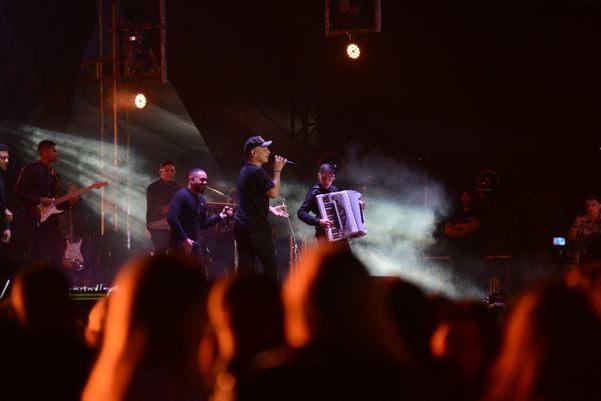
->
53, 185, 97, 206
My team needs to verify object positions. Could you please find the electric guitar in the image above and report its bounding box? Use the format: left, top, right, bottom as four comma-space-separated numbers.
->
36, 181, 108, 223
62, 206, 84, 271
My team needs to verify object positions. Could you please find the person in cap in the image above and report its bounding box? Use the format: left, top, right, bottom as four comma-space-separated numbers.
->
297, 163, 340, 240
233, 135, 288, 278
297, 163, 366, 243
146, 160, 180, 254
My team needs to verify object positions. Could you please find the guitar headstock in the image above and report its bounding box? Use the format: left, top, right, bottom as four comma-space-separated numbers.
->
93, 181, 109, 189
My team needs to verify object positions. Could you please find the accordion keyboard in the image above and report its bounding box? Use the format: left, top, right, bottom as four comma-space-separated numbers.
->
316, 190, 366, 242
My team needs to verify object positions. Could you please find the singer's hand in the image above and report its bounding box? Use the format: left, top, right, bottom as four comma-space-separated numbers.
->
184, 238, 194, 256
2, 229, 10, 244
220, 206, 234, 219
273, 155, 287, 172
270, 205, 288, 218
4, 209, 13, 223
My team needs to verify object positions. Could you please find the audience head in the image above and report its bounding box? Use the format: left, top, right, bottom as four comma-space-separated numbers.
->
383, 277, 434, 371
283, 243, 408, 364
84, 297, 109, 349
483, 281, 601, 401
430, 300, 500, 381
83, 254, 209, 401
564, 260, 601, 320
207, 272, 284, 366
9, 265, 76, 335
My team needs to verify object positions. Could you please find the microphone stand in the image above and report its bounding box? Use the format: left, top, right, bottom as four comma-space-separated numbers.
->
204, 185, 236, 277
280, 197, 301, 270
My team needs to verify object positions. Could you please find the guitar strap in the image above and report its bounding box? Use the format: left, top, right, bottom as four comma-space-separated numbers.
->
48, 165, 61, 196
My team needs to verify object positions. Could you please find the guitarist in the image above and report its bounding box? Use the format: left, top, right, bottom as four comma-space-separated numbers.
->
15, 140, 75, 266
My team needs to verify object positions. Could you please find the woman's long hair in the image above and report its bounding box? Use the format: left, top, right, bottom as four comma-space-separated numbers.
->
283, 242, 410, 365
82, 254, 209, 401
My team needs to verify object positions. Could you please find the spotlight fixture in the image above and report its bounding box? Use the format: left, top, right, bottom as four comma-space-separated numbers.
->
134, 93, 147, 109
346, 42, 361, 59
345, 31, 361, 60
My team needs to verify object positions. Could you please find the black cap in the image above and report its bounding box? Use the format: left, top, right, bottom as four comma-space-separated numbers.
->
243, 135, 272, 154
318, 163, 336, 174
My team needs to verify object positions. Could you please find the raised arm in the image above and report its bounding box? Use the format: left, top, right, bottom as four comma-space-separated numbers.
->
265, 155, 286, 199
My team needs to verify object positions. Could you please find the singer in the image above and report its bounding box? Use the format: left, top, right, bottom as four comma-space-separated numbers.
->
233, 135, 288, 278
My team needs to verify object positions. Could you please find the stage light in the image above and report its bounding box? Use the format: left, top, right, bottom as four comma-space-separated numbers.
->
134, 93, 147, 109
111, 90, 149, 109
345, 31, 361, 60
346, 43, 361, 59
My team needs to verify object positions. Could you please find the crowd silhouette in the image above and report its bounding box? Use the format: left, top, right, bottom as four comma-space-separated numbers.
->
0, 243, 600, 401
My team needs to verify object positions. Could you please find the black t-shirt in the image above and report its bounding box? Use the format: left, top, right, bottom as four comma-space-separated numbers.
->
234, 163, 274, 230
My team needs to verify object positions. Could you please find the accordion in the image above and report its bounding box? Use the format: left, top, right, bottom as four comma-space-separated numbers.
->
316, 190, 367, 242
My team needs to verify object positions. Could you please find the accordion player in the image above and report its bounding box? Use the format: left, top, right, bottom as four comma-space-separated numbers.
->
316, 190, 367, 242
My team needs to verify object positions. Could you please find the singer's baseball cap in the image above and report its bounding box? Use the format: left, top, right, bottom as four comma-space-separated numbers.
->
243, 135, 272, 154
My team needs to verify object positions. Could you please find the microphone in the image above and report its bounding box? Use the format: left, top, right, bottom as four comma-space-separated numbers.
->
272, 156, 299, 166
